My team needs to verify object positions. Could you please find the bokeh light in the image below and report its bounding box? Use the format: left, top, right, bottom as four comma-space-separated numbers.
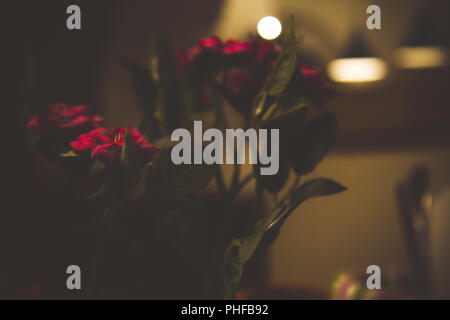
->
394, 46, 448, 69
327, 57, 388, 83
257, 16, 282, 40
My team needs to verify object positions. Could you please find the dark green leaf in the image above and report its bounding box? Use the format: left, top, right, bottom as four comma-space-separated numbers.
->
151, 37, 177, 88
120, 57, 159, 138
151, 37, 185, 130
262, 103, 307, 143
221, 218, 267, 299
152, 135, 180, 150
120, 57, 157, 112
289, 112, 337, 175
289, 178, 347, 214
262, 178, 346, 248
147, 148, 216, 202
253, 16, 298, 119
120, 127, 143, 192
255, 101, 306, 194
262, 15, 297, 96
179, 75, 198, 116
253, 91, 267, 117
120, 127, 139, 166
221, 178, 346, 298
255, 148, 290, 194
253, 91, 278, 119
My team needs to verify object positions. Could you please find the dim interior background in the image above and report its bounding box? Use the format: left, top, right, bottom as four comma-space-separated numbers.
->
20, 0, 450, 297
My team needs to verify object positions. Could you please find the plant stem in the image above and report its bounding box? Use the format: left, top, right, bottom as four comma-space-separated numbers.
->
215, 166, 227, 194
273, 174, 300, 210
246, 181, 263, 235
228, 117, 253, 200
212, 99, 228, 195
290, 174, 301, 194
230, 163, 240, 196
238, 172, 254, 190
228, 172, 254, 202
265, 174, 301, 228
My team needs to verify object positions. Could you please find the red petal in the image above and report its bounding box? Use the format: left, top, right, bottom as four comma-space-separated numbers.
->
91, 143, 121, 164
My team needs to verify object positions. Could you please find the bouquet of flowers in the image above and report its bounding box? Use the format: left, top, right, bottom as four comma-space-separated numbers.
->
24, 16, 345, 299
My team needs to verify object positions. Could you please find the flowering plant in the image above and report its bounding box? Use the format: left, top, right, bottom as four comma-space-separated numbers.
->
27, 104, 104, 135
70, 127, 159, 164
24, 16, 345, 299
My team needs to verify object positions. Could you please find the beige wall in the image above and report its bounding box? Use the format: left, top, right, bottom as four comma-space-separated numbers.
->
268, 148, 450, 288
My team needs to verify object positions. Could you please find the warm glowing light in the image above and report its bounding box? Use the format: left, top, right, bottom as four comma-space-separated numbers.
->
394, 46, 447, 69
257, 16, 282, 40
327, 57, 388, 83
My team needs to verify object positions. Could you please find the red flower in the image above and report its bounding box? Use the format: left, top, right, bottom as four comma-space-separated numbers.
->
180, 35, 225, 74
194, 35, 223, 52
222, 40, 254, 66
178, 36, 336, 112
255, 41, 280, 64
27, 104, 103, 136
178, 36, 280, 72
70, 127, 159, 164
301, 65, 325, 88
226, 71, 249, 94
223, 39, 253, 55
189, 35, 223, 61
300, 65, 335, 106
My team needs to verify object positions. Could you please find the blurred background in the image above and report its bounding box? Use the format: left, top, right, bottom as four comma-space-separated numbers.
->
19, 0, 450, 298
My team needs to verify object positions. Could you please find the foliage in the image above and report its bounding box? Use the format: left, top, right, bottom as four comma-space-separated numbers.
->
23, 15, 345, 299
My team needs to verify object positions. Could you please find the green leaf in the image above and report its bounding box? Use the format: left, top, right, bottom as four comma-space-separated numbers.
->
256, 100, 307, 194
276, 89, 305, 112
253, 91, 267, 117
120, 127, 143, 192
221, 219, 267, 299
151, 37, 177, 88
262, 178, 346, 248
221, 178, 346, 298
120, 127, 134, 165
262, 15, 297, 96
221, 175, 345, 298
120, 57, 157, 112
262, 102, 307, 143
289, 178, 347, 207
253, 91, 279, 119
179, 74, 198, 116
120, 57, 159, 138
255, 148, 290, 194
147, 148, 216, 202
151, 37, 185, 130
289, 112, 337, 175
253, 16, 297, 119
152, 135, 179, 150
